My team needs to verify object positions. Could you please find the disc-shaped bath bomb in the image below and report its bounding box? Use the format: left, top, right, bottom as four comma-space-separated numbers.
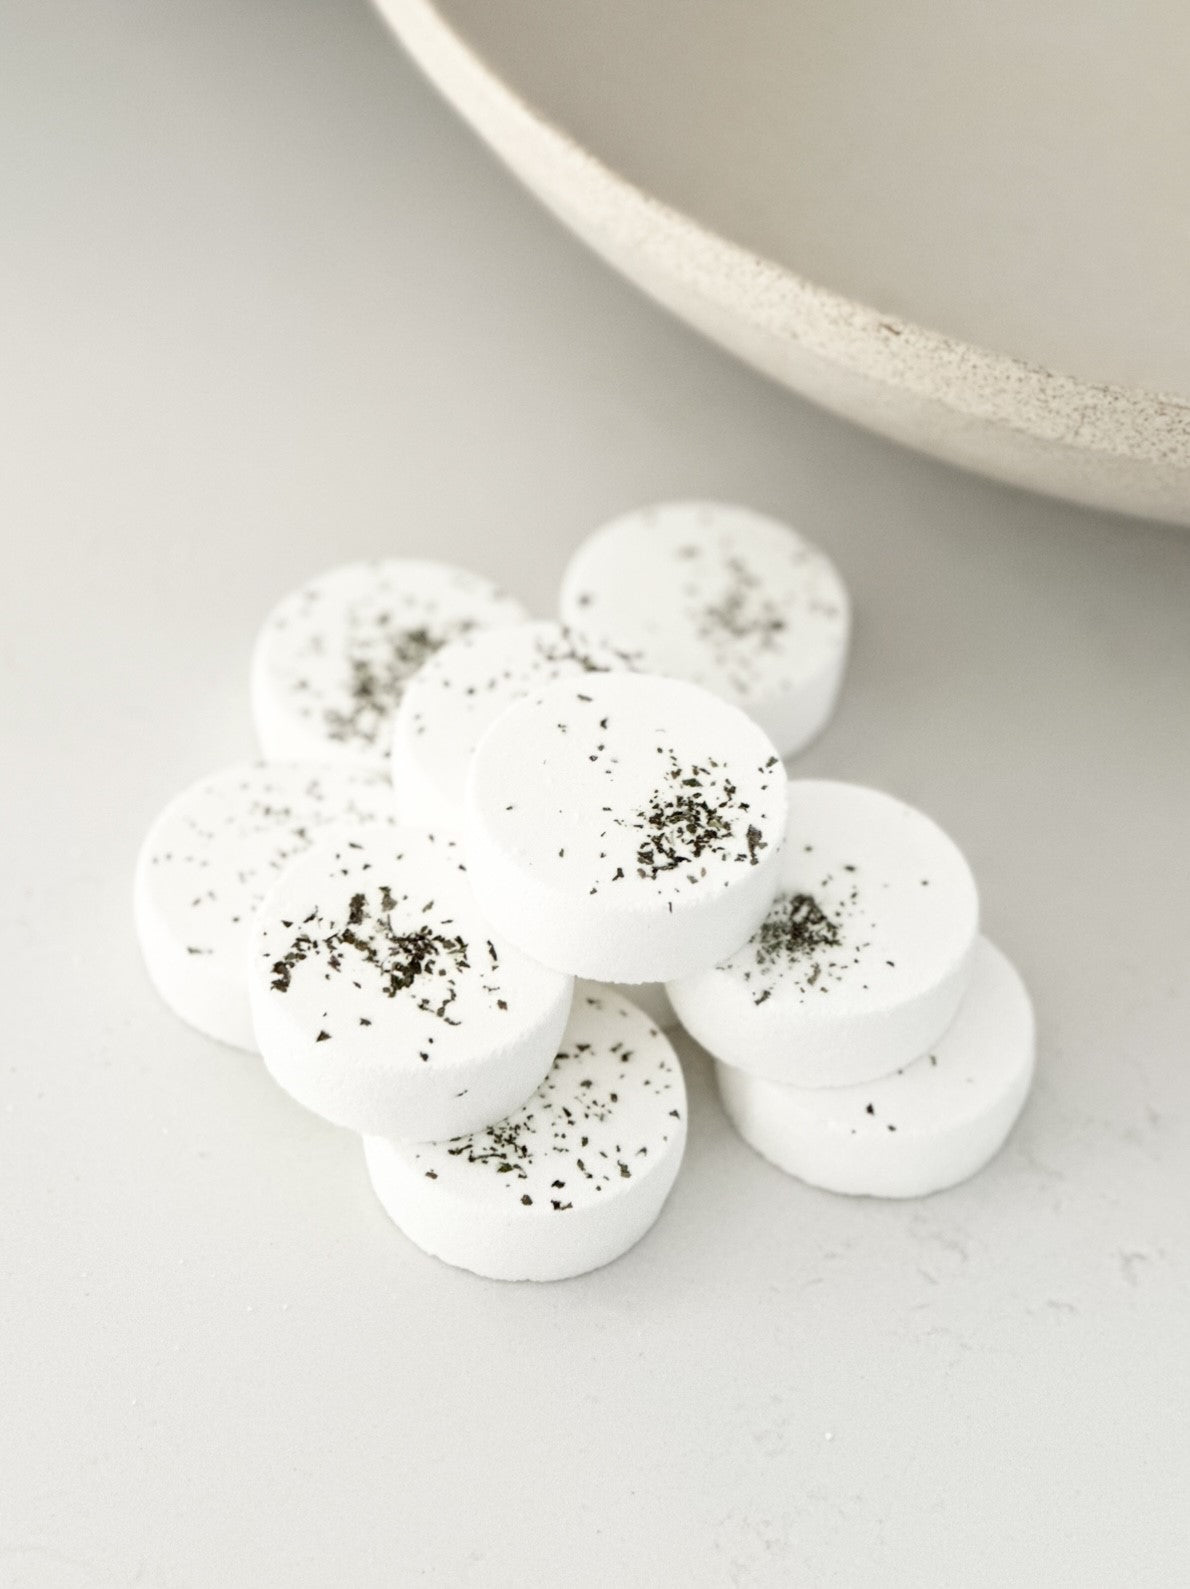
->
463, 673, 788, 982
668, 780, 979, 1087
248, 827, 572, 1140
391, 620, 636, 828
251, 559, 528, 765
559, 501, 850, 757
716, 938, 1034, 1197
364, 986, 687, 1281
134, 763, 396, 1050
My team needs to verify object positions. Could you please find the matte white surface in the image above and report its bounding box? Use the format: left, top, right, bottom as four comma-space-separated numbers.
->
134, 761, 396, 1050
248, 827, 572, 1141
464, 673, 787, 981
716, 938, 1035, 1198
365, 986, 686, 1280
669, 780, 980, 1087
252, 557, 528, 764
560, 501, 850, 755
390, 618, 633, 827
3, 3, 1188, 1586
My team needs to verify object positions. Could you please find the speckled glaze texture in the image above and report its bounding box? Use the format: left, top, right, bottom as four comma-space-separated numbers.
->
374, 0, 1190, 524
716, 938, 1035, 1198
364, 985, 687, 1279
134, 762, 398, 1050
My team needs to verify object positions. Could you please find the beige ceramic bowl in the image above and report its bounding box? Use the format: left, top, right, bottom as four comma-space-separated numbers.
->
374, 0, 1190, 525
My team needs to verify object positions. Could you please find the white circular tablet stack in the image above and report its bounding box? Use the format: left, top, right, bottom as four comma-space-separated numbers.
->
248, 827, 573, 1140
716, 938, 1034, 1197
559, 501, 850, 757
134, 762, 396, 1050
464, 673, 788, 983
251, 559, 528, 766
133, 506, 1033, 1269
668, 780, 979, 1088
390, 619, 635, 828
364, 986, 687, 1281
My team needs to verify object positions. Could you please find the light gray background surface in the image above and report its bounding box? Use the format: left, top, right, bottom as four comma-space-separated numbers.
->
2, 3, 1187, 1586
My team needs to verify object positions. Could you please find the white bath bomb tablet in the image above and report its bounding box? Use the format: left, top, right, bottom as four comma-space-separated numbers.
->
134, 762, 396, 1050
364, 986, 687, 1281
559, 501, 850, 757
716, 937, 1034, 1198
668, 780, 979, 1087
248, 827, 573, 1140
464, 672, 788, 982
391, 619, 635, 828
251, 559, 528, 765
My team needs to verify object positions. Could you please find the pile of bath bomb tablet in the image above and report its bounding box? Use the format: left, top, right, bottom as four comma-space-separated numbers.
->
135, 500, 1034, 1281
